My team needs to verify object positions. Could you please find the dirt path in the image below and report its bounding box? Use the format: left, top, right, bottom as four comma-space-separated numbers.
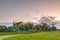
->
0, 35, 18, 40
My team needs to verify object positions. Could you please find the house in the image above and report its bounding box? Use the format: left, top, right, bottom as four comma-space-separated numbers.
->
13, 21, 23, 26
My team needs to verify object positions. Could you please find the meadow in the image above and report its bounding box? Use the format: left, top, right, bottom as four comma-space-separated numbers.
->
2, 31, 60, 40
0, 32, 18, 36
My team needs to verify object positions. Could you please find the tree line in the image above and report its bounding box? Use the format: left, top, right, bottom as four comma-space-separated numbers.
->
0, 22, 57, 32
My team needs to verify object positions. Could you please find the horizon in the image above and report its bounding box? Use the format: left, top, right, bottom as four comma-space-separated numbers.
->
0, 16, 60, 29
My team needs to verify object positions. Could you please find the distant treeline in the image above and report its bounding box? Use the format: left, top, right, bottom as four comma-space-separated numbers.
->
0, 22, 57, 32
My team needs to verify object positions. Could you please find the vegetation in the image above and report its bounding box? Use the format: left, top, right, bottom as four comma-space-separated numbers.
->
24, 22, 34, 31
0, 22, 58, 40
0, 22, 57, 32
3, 31, 60, 40
35, 23, 50, 31
0, 32, 18, 36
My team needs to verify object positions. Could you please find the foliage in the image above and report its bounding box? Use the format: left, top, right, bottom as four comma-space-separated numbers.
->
50, 23, 57, 31
0, 22, 57, 32
8, 26, 19, 32
25, 22, 34, 31
18, 22, 34, 31
36, 23, 50, 31
0, 26, 8, 32
18, 23, 25, 31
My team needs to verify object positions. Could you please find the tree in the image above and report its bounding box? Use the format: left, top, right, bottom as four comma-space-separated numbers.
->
23, 23, 29, 31
27, 22, 34, 31
21, 22, 34, 31
0, 25, 8, 32
35, 24, 41, 31
41, 23, 50, 31
35, 23, 50, 31
8, 26, 18, 32
50, 23, 57, 31
18, 23, 25, 31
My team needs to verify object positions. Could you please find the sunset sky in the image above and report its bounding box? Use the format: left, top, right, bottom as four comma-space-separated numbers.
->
0, 0, 60, 22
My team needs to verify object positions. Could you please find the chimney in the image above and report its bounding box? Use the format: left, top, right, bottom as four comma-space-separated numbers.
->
13, 21, 15, 26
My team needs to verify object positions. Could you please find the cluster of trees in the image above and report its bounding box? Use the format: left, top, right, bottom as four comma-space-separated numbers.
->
35, 23, 57, 31
8, 22, 35, 32
0, 22, 57, 32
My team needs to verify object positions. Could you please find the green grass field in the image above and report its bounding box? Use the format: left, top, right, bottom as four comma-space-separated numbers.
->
0, 32, 18, 36
2, 31, 60, 40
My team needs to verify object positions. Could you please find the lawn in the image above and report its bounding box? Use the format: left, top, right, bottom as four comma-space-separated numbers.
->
3, 31, 60, 40
0, 32, 18, 36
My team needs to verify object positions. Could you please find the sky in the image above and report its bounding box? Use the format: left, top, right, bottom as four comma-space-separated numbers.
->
0, 0, 60, 22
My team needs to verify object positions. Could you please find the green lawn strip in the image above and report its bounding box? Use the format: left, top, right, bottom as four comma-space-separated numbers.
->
0, 34, 19, 40
3, 31, 60, 40
0, 32, 19, 36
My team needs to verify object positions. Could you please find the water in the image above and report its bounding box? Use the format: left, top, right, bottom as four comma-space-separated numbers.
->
0, 23, 13, 27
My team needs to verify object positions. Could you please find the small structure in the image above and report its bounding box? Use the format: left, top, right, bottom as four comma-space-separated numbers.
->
13, 21, 23, 26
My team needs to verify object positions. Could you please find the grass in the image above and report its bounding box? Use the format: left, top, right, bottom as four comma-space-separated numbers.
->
0, 32, 18, 36
2, 31, 60, 40
0, 31, 38, 36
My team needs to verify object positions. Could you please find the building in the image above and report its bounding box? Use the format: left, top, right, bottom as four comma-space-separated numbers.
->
13, 21, 23, 26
